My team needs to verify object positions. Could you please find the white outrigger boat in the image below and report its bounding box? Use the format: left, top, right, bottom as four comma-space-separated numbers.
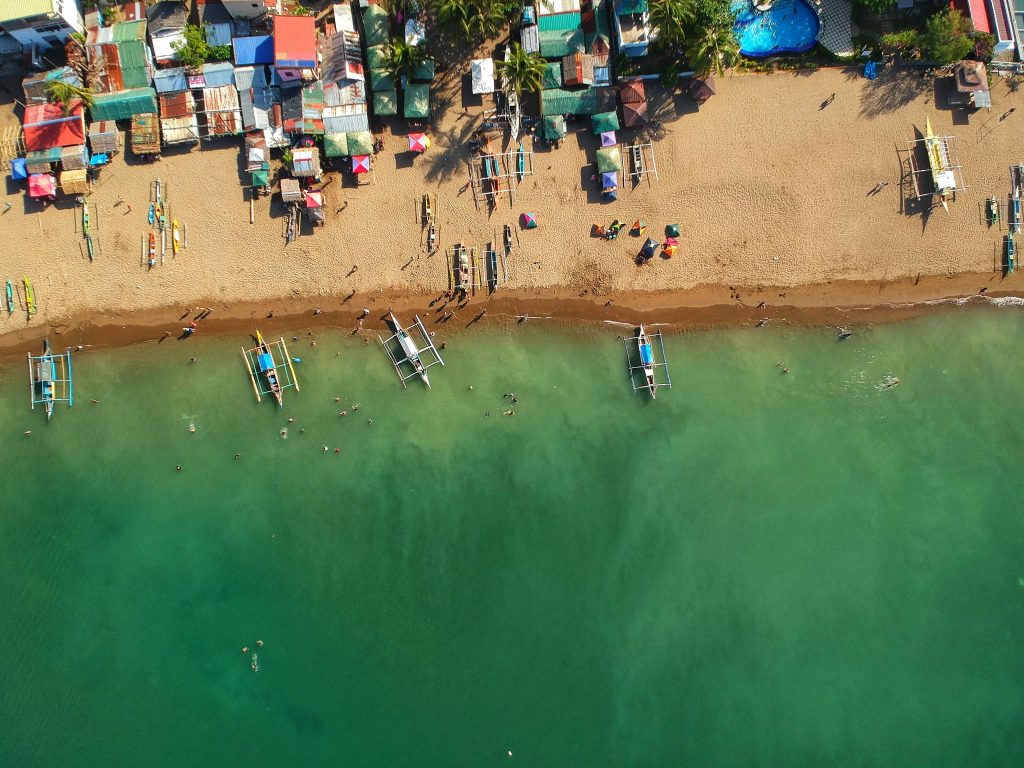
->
28, 339, 73, 420
924, 117, 956, 213
379, 312, 445, 389
636, 324, 658, 399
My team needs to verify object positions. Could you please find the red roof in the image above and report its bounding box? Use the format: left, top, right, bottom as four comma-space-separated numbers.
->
23, 100, 86, 152
952, 0, 990, 33
274, 16, 317, 69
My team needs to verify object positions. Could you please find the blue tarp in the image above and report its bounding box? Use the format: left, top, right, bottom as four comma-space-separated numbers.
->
639, 343, 653, 365
11, 157, 27, 181
258, 352, 273, 372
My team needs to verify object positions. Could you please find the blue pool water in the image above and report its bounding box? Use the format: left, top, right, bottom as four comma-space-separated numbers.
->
732, 0, 820, 57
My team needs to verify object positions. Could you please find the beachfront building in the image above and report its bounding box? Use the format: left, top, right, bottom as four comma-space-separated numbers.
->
147, 0, 187, 66
952, 0, 1015, 55
611, 0, 655, 57
273, 15, 317, 83
320, 3, 370, 140
86, 19, 154, 94
0, 0, 84, 52
220, 0, 279, 21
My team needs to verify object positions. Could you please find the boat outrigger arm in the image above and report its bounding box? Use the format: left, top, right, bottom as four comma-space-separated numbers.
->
379, 313, 445, 389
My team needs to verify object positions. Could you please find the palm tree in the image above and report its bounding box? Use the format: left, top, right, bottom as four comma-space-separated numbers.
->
45, 81, 94, 115
496, 43, 546, 96
437, 0, 506, 41
383, 37, 427, 82
649, 0, 694, 47
685, 25, 740, 78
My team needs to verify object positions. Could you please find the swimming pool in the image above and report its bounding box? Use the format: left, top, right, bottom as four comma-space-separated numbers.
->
732, 0, 820, 57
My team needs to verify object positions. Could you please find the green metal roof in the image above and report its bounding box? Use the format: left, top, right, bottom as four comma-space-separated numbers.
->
404, 83, 429, 119
117, 40, 149, 69
541, 86, 601, 116
90, 88, 158, 121
542, 62, 562, 89
113, 19, 147, 41
362, 5, 389, 47
537, 11, 581, 32
373, 89, 398, 116
0, 0, 52, 25
347, 130, 374, 156
539, 28, 584, 58
121, 67, 151, 90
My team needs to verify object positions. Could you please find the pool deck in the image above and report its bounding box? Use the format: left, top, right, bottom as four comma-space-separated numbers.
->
812, 0, 854, 56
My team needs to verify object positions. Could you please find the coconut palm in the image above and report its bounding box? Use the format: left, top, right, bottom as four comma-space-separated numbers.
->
685, 24, 740, 78
383, 37, 427, 82
496, 43, 546, 96
437, 0, 506, 41
649, 0, 694, 46
45, 81, 94, 115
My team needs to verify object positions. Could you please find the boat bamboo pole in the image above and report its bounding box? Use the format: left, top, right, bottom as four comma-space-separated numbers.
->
66, 350, 73, 406
250, 198, 254, 224
280, 338, 299, 392
242, 348, 261, 402
27, 352, 34, 410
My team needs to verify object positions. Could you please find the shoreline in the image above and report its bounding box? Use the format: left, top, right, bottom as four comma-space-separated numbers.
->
0, 273, 1018, 361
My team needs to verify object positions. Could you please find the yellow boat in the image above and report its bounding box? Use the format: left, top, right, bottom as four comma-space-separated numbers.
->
924, 117, 955, 213
23, 276, 36, 316
172, 219, 180, 255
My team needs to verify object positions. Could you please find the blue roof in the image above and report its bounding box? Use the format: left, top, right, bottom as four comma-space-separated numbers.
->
153, 67, 187, 93
233, 36, 274, 66
202, 61, 236, 87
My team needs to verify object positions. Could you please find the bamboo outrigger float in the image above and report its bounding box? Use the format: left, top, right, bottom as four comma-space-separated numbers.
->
379, 312, 445, 389
241, 331, 299, 406
622, 325, 671, 399
27, 339, 73, 420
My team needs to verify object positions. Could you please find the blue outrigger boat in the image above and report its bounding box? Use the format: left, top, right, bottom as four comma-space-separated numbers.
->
623, 325, 670, 399
1007, 234, 1016, 275
5, 279, 13, 314
516, 142, 525, 182
28, 339, 73, 420
241, 331, 299, 406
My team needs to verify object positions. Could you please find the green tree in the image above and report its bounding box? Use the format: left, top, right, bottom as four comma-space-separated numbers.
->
690, 0, 735, 29
173, 24, 213, 70
920, 9, 974, 65
685, 24, 740, 77
496, 43, 546, 96
851, 0, 897, 13
436, 0, 506, 41
45, 81, 94, 114
649, 0, 694, 46
383, 37, 427, 82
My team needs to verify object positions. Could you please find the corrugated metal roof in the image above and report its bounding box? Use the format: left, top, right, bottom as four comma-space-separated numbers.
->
201, 62, 235, 88
233, 35, 274, 66
121, 66, 151, 90
206, 109, 242, 136
543, 62, 562, 89
118, 39, 150, 69
205, 21, 233, 48
323, 110, 369, 134
362, 4, 389, 47
540, 27, 584, 57
203, 84, 240, 113
159, 91, 194, 118
323, 80, 366, 107
274, 15, 317, 69
333, 3, 355, 32
239, 89, 256, 130
234, 66, 254, 91
161, 114, 200, 144
113, 19, 148, 41
541, 86, 612, 116
538, 11, 581, 32
521, 24, 540, 54
0, 0, 52, 25
154, 67, 187, 93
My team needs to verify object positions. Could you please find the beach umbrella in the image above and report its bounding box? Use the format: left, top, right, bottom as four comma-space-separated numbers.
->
666, 223, 680, 238
521, 212, 537, 229
27, 173, 55, 198
663, 243, 677, 258
352, 155, 371, 174
619, 78, 646, 105
408, 133, 429, 153
591, 111, 619, 135
640, 237, 658, 260
595, 147, 621, 173
622, 101, 647, 128
11, 157, 27, 181
304, 190, 323, 209
600, 130, 617, 147
688, 76, 716, 104
543, 115, 566, 141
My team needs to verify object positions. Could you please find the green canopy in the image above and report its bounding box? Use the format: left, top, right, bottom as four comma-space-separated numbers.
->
542, 62, 562, 90
543, 115, 566, 140
591, 111, 620, 134
347, 130, 374, 156
367, 45, 388, 69
370, 68, 395, 92
373, 89, 399, 116
362, 4, 389, 47
666, 224, 680, 238
411, 59, 436, 81
323, 132, 349, 158
595, 147, 621, 173
251, 169, 269, 187
404, 82, 430, 119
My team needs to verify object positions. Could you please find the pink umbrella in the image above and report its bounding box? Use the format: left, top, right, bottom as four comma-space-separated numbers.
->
600, 130, 617, 147
27, 173, 55, 199
408, 133, 429, 153
352, 155, 371, 174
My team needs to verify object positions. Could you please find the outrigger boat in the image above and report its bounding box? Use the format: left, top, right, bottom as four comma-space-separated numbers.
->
636, 324, 658, 399
988, 195, 1000, 227
5, 279, 13, 314
23, 276, 36, 316
148, 204, 155, 225
28, 339, 72, 420
924, 117, 956, 213
516, 142, 525, 182
241, 331, 299, 406
379, 313, 445, 389
148, 232, 156, 269
1007, 234, 1016, 275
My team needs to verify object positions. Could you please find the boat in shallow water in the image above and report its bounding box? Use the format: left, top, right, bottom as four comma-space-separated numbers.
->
637, 325, 657, 399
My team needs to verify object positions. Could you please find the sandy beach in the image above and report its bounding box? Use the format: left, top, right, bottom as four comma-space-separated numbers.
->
2, 66, 1023, 356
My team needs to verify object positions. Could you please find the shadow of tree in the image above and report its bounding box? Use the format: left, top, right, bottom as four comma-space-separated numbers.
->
859, 70, 932, 119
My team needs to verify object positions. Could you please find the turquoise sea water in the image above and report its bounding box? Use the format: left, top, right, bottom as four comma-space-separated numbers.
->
1, 311, 1023, 766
